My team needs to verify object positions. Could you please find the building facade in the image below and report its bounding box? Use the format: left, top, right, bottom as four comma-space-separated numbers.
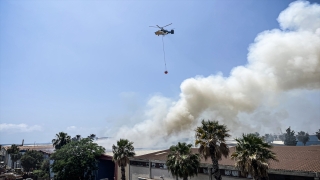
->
129, 146, 320, 180
296, 135, 320, 146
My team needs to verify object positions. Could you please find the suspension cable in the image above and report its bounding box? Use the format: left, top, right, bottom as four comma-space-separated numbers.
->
162, 36, 167, 71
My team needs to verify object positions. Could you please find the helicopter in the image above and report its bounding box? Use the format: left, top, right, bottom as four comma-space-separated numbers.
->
149, 23, 174, 36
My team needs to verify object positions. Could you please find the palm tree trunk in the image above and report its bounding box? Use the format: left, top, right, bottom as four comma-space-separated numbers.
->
210, 145, 221, 180
121, 165, 126, 180
211, 158, 221, 180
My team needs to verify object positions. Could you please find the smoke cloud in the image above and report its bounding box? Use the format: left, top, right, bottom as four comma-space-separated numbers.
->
101, 1, 320, 149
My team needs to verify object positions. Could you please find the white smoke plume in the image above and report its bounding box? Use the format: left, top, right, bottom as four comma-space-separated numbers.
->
101, 1, 320, 149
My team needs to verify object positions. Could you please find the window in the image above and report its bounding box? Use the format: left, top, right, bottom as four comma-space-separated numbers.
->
130, 161, 149, 167
225, 170, 231, 176
203, 168, 208, 174
224, 170, 240, 177
231, 171, 239, 177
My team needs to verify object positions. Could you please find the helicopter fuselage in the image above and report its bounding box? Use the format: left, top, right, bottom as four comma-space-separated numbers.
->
154, 29, 174, 36
155, 30, 167, 36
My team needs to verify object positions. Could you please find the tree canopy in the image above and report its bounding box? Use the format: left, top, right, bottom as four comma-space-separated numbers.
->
112, 139, 136, 180
88, 134, 96, 140
195, 120, 230, 180
297, 131, 310, 146
316, 129, 320, 140
50, 138, 105, 180
33, 159, 50, 179
20, 150, 44, 172
7, 144, 22, 169
284, 127, 297, 146
52, 132, 71, 150
249, 132, 260, 137
166, 142, 200, 180
231, 134, 278, 180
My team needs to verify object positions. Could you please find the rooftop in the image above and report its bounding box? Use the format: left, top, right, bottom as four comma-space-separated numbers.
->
2, 144, 55, 153
132, 145, 320, 173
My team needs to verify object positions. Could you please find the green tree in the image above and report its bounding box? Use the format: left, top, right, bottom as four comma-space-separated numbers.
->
316, 129, 320, 140
7, 144, 22, 169
297, 131, 310, 146
20, 150, 44, 172
195, 120, 230, 180
52, 132, 71, 150
112, 139, 136, 180
253, 132, 260, 137
284, 127, 297, 146
33, 159, 50, 179
248, 132, 260, 138
50, 138, 105, 180
231, 134, 278, 180
88, 134, 96, 140
72, 135, 82, 142
166, 142, 200, 180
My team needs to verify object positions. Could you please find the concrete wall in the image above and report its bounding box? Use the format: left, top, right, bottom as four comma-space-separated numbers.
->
149, 167, 174, 180
189, 173, 209, 180
130, 166, 150, 180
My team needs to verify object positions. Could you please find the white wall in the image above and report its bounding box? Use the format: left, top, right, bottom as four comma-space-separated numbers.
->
150, 167, 174, 180
130, 166, 150, 180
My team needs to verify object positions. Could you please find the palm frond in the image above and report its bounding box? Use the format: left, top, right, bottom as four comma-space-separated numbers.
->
166, 142, 200, 179
194, 119, 230, 161
112, 139, 136, 167
232, 134, 277, 179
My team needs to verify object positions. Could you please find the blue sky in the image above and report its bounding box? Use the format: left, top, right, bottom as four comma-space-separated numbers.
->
1, 0, 319, 145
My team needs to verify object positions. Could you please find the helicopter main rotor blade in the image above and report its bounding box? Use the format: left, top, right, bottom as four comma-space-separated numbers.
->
157, 25, 161, 29
149, 26, 159, 28
163, 23, 172, 27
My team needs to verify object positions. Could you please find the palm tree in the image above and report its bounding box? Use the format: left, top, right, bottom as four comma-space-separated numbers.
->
7, 144, 22, 169
112, 139, 136, 180
195, 120, 230, 180
166, 142, 200, 180
88, 134, 96, 141
231, 134, 278, 180
52, 132, 71, 150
